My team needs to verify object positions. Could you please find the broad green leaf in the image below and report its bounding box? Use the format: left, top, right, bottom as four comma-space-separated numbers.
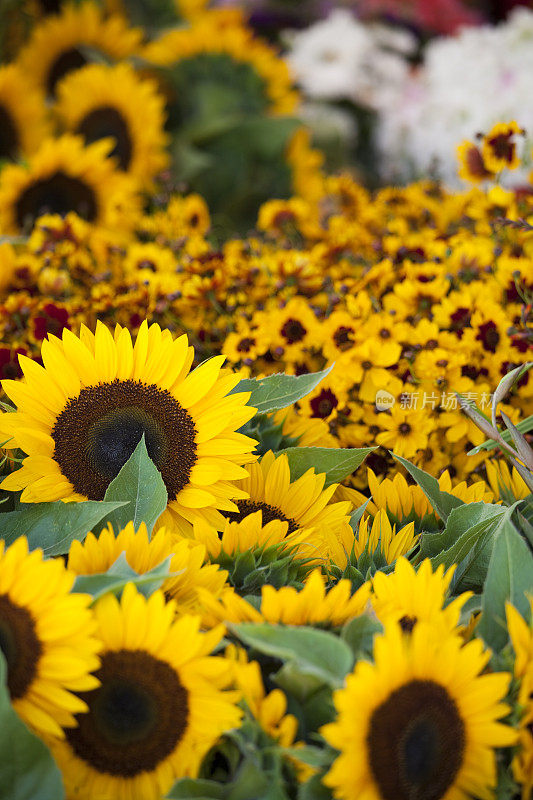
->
231, 367, 333, 415
277, 446, 375, 487
0, 500, 127, 555
231, 623, 353, 688
420, 503, 504, 559
0, 651, 64, 799
281, 746, 331, 769
391, 454, 463, 522
73, 552, 175, 602
424, 503, 509, 592
298, 774, 333, 800
166, 778, 226, 799
341, 614, 382, 658
102, 437, 167, 534
478, 512, 533, 651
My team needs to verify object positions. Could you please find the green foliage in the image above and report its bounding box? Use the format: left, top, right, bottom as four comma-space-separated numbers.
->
478, 510, 533, 651
232, 367, 333, 415
277, 446, 375, 487
0, 499, 127, 555
341, 614, 383, 660
230, 623, 354, 689
212, 542, 313, 595
102, 436, 167, 534
419, 502, 508, 593
391, 454, 463, 522
73, 552, 175, 602
0, 651, 64, 800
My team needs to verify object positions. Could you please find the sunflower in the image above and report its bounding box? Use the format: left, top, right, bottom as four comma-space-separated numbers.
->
259, 569, 370, 627
16, 0, 143, 98
48, 584, 242, 800
0, 65, 51, 161
68, 521, 229, 612
220, 450, 351, 545
0, 134, 139, 235
321, 622, 517, 800
371, 557, 472, 636
486, 459, 531, 502
55, 63, 169, 186
1, 321, 257, 534
506, 601, 533, 800
0, 537, 101, 739
327, 509, 418, 570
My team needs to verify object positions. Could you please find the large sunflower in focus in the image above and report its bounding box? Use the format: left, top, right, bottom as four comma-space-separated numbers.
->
49, 584, 242, 800
1, 321, 257, 533
55, 63, 169, 187
16, 1, 143, 98
0, 65, 51, 161
0, 134, 139, 235
322, 623, 517, 800
0, 537, 101, 739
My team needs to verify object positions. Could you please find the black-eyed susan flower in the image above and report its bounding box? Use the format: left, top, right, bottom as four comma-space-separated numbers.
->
371, 557, 472, 636
0, 537, 101, 738
457, 140, 494, 184
68, 520, 229, 612
55, 63, 169, 187
0, 321, 257, 534
376, 406, 434, 459
17, 0, 143, 97
322, 622, 517, 800
48, 584, 242, 800
0, 134, 139, 235
482, 121, 523, 174
0, 64, 51, 161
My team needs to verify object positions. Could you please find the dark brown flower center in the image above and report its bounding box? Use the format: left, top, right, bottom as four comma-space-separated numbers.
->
225, 499, 299, 535
333, 326, 354, 351
46, 48, 88, 97
399, 423, 411, 435
0, 595, 42, 699
51, 379, 197, 500
0, 104, 19, 161
310, 388, 338, 418
367, 679, 465, 800
66, 649, 189, 776
280, 318, 306, 344
399, 615, 417, 633
77, 106, 133, 170
476, 321, 500, 353
15, 170, 98, 232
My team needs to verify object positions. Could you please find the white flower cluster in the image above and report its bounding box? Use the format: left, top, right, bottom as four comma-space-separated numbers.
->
378, 8, 533, 185
285, 9, 416, 112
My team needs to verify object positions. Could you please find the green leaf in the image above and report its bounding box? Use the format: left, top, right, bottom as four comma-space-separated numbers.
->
102, 436, 167, 534
166, 777, 226, 799
230, 624, 354, 688
231, 367, 333, 415
277, 447, 375, 487
73, 552, 175, 602
478, 511, 533, 651
423, 503, 508, 592
341, 614, 382, 659
0, 650, 64, 799
298, 774, 333, 800
0, 500, 127, 555
281, 746, 331, 769
391, 454, 463, 522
